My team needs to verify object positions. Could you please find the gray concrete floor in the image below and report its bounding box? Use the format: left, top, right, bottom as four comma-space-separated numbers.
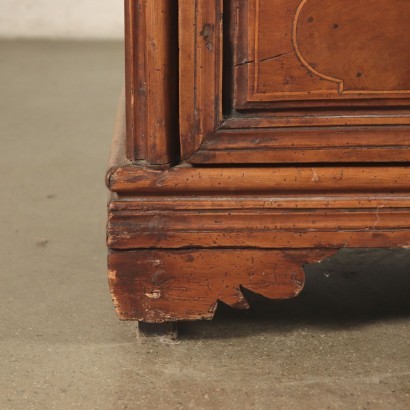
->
1, 40, 410, 410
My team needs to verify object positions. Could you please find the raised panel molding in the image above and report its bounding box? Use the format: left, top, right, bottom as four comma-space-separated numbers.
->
177, 0, 410, 164
237, 0, 410, 104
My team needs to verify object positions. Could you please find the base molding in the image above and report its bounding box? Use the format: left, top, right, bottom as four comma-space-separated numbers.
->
108, 197, 410, 250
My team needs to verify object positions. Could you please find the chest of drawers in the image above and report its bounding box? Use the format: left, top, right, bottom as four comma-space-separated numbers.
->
107, 0, 410, 333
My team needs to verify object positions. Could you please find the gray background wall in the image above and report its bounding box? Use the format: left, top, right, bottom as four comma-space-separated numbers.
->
0, 0, 123, 39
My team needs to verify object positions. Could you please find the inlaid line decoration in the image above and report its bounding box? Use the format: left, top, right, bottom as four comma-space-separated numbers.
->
293, 0, 410, 95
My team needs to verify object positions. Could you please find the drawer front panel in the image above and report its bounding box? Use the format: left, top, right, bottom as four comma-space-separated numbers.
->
177, 0, 410, 164
235, 0, 410, 107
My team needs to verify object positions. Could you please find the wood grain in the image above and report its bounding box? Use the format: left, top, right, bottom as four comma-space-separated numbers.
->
295, 0, 410, 94
235, 0, 410, 104
125, 0, 179, 165
178, 0, 223, 159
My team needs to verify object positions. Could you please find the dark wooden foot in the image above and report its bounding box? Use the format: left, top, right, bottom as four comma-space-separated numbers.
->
137, 321, 178, 340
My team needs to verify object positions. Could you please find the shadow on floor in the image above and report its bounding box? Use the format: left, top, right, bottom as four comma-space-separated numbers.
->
178, 249, 410, 339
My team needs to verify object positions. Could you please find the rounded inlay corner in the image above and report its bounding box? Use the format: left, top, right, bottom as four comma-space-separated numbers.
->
293, 0, 410, 95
